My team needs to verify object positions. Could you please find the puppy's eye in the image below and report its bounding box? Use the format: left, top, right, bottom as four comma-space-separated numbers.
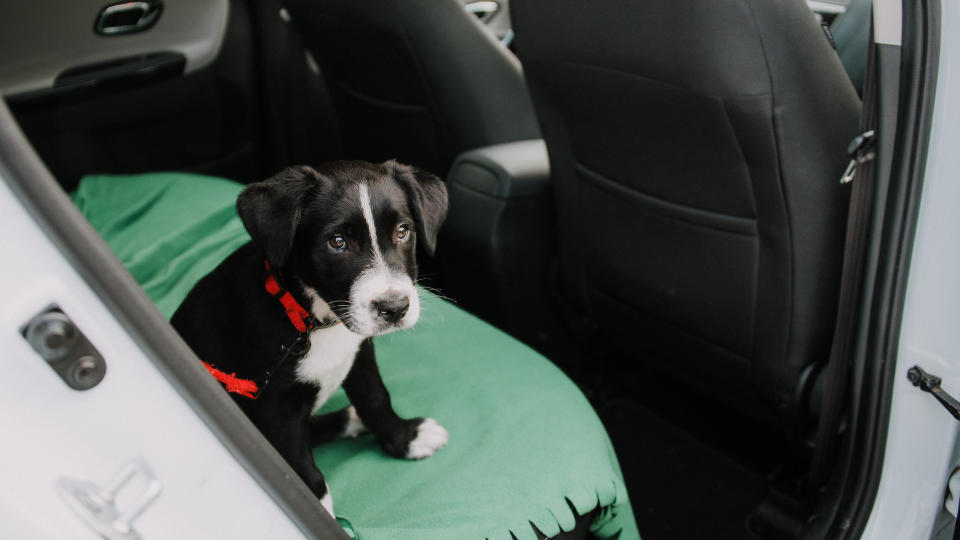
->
328, 235, 347, 252
394, 224, 411, 244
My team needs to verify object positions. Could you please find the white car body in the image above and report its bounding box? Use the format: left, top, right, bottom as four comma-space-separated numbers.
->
0, 0, 956, 538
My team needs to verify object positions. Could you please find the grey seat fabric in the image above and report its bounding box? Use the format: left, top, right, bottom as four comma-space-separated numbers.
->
511, 0, 861, 418
283, 0, 540, 175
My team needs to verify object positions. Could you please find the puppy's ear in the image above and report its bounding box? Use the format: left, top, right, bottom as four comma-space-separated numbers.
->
388, 161, 448, 256
237, 166, 320, 268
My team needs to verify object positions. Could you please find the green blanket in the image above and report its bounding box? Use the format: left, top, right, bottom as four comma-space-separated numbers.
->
73, 172, 640, 540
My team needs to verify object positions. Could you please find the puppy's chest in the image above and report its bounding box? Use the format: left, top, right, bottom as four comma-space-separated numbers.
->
294, 325, 365, 411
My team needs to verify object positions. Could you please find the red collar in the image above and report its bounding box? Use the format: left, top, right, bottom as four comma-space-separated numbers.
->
200, 260, 340, 399
264, 259, 319, 333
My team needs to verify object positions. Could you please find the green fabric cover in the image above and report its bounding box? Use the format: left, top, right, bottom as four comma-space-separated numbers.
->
72, 172, 640, 540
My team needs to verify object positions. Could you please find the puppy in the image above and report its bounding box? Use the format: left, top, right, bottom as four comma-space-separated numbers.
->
171, 161, 449, 516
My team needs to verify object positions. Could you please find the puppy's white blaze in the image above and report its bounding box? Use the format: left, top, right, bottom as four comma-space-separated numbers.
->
358, 182, 384, 265
319, 487, 334, 517
341, 406, 367, 438
405, 418, 449, 459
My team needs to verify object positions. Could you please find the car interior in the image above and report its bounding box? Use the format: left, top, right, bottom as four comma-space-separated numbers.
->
1, 0, 876, 538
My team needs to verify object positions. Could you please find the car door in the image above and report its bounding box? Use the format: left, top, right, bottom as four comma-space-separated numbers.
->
0, 0, 266, 192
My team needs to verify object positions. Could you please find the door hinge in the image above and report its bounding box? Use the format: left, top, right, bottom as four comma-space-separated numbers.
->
907, 365, 960, 421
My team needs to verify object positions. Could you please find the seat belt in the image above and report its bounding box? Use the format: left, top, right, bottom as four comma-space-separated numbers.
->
807, 23, 879, 495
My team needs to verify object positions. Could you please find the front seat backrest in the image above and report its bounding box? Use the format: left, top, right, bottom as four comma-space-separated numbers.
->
284, 0, 541, 175
511, 0, 861, 416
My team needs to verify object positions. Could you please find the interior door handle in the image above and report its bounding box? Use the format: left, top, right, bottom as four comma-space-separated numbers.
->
464, 1, 500, 23
95, 1, 163, 36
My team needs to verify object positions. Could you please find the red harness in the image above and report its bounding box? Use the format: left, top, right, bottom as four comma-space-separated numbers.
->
200, 260, 340, 399
201, 363, 261, 399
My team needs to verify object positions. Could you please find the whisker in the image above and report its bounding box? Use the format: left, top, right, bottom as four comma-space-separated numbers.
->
413, 282, 457, 303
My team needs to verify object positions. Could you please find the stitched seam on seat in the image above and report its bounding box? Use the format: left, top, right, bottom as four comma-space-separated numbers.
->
555, 59, 774, 100
742, 0, 794, 406
718, 97, 760, 354
718, 97, 761, 217
576, 163, 758, 236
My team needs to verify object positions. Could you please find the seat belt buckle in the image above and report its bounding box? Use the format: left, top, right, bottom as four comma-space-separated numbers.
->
840, 129, 877, 184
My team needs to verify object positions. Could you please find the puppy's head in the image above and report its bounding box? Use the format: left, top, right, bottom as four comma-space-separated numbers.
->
237, 161, 447, 337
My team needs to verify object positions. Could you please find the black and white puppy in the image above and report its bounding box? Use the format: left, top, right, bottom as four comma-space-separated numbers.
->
171, 160, 449, 516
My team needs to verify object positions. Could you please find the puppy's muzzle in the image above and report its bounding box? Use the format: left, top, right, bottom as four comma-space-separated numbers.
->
372, 294, 410, 324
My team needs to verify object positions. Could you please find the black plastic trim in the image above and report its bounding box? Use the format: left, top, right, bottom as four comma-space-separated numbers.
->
0, 98, 347, 537
804, 0, 941, 537
844, 0, 941, 533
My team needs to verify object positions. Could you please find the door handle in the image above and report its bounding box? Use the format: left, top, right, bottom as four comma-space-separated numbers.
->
95, 1, 163, 36
464, 1, 500, 23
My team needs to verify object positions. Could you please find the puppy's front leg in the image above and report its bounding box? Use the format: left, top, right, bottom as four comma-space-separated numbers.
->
257, 405, 336, 516
342, 338, 449, 459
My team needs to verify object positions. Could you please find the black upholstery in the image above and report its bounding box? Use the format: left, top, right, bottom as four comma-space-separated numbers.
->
511, 0, 861, 416
283, 0, 540, 175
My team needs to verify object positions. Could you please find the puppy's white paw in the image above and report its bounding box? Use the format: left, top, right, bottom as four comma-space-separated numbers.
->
341, 406, 367, 439
319, 487, 335, 518
405, 418, 449, 459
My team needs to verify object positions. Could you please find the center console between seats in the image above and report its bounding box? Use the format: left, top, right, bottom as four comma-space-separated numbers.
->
438, 139, 560, 353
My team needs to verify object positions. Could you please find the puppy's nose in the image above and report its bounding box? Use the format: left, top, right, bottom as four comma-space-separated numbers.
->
371, 295, 410, 324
